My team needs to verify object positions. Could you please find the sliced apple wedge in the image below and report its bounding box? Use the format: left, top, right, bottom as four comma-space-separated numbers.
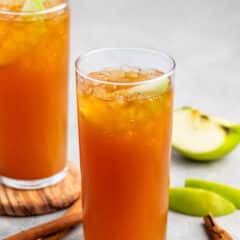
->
23, 0, 44, 11
126, 76, 171, 97
169, 187, 236, 217
185, 178, 240, 208
172, 107, 240, 161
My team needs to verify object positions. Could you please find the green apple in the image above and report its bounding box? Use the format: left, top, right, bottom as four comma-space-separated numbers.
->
23, 0, 44, 11
125, 76, 171, 97
172, 107, 240, 161
169, 187, 236, 217
185, 178, 240, 208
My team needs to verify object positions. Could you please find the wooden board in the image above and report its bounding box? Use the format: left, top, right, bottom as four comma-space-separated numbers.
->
0, 162, 81, 217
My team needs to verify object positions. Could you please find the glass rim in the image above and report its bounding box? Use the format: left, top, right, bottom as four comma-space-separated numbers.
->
0, 1, 68, 16
75, 48, 176, 86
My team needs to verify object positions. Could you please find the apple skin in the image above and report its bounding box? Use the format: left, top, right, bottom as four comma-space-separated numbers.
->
173, 107, 240, 161
169, 187, 236, 217
232, 125, 240, 133
185, 179, 240, 209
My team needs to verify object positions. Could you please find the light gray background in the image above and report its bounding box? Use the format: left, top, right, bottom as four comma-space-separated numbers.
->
1, 0, 240, 239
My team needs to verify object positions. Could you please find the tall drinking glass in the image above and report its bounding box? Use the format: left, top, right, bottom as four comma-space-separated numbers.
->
0, 0, 70, 189
76, 48, 175, 240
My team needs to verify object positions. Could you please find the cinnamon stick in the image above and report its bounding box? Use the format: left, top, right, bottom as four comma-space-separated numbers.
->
4, 213, 82, 240
43, 197, 82, 240
203, 214, 233, 240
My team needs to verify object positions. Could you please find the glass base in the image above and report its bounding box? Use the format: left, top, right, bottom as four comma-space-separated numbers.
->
0, 167, 67, 190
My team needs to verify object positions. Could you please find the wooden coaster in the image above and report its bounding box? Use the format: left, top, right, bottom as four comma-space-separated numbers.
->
0, 162, 81, 217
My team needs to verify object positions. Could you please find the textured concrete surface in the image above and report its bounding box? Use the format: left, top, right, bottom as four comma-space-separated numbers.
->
1, 0, 240, 239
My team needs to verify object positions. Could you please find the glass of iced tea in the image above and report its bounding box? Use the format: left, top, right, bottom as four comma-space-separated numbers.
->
76, 48, 175, 240
0, 0, 70, 189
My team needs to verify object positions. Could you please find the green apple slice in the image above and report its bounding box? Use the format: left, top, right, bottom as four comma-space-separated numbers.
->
22, 0, 44, 11
125, 76, 171, 97
0, 0, 46, 66
185, 178, 240, 208
172, 107, 240, 161
169, 187, 236, 217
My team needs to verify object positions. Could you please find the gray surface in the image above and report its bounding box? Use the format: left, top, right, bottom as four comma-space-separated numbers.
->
1, 0, 240, 239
